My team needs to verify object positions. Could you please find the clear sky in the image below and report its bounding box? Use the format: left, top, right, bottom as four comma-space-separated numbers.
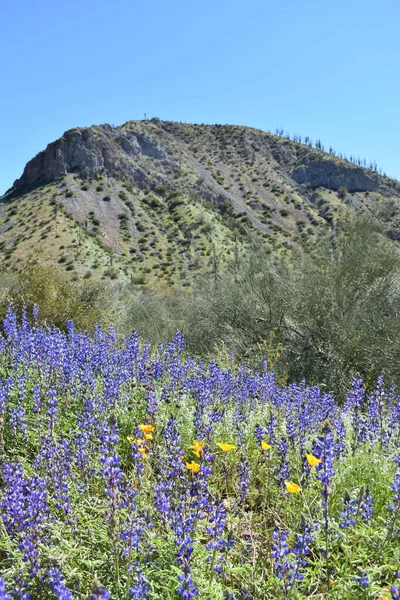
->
1, 0, 399, 194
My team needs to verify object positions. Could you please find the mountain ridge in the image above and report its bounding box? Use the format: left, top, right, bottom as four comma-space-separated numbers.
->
8, 120, 398, 196
2, 119, 400, 287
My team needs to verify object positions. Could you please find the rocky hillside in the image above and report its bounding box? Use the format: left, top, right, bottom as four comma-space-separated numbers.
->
2, 119, 400, 288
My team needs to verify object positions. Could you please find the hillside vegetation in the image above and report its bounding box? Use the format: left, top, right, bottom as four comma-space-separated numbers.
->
1, 217, 400, 398
2, 121, 400, 394
1, 120, 400, 287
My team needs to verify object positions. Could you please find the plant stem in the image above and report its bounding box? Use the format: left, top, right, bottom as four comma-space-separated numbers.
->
209, 548, 217, 586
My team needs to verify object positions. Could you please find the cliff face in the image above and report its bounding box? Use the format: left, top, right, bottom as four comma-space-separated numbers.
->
13, 124, 168, 189
291, 161, 380, 192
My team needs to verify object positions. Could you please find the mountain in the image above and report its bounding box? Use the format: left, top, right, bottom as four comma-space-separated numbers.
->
2, 119, 400, 288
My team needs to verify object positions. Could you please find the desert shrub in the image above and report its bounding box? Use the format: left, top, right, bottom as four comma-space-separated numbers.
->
1, 262, 114, 331
131, 216, 400, 397
104, 267, 118, 280
131, 274, 146, 285
168, 193, 185, 209
143, 193, 163, 209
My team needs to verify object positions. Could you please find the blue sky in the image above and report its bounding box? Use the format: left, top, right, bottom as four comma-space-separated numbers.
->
1, 0, 399, 194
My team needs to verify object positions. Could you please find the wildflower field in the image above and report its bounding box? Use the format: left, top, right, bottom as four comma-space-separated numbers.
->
1, 309, 400, 599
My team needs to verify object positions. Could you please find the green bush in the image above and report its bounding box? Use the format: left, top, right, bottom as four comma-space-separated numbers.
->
1, 262, 114, 332
117, 216, 400, 398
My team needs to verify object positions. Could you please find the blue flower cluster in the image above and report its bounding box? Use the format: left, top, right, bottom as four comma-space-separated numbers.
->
0, 308, 400, 598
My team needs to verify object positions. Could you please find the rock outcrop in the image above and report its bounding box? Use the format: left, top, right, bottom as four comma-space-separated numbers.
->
12, 124, 167, 190
291, 160, 380, 192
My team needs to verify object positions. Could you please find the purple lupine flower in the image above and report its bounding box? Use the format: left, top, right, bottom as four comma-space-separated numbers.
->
47, 568, 73, 600
3, 306, 18, 345
313, 425, 335, 588
237, 456, 251, 502
391, 572, 400, 599
313, 426, 335, 503
205, 501, 234, 576
176, 533, 199, 599
389, 456, 400, 509
391, 585, 400, 600
177, 570, 198, 599
120, 496, 145, 559
0, 579, 11, 600
99, 418, 123, 488
19, 533, 41, 577
265, 415, 277, 446
272, 521, 314, 597
388, 455, 400, 538
1, 462, 49, 577
344, 378, 366, 451
31, 384, 42, 414
152, 417, 200, 597
11, 574, 31, 600
46, 387, 59, 432
146, 391, 158, 417
254, 424, 264, 445
353, 571, 369, 589
34, 436, 73, 519
339, 492, 357, 529
88, 580, 111, 599
271, 529, 295, 593
129, 570, 149, 599
32, 304, 39, 323
8, 404, 27, 436
359, 488, 374, 523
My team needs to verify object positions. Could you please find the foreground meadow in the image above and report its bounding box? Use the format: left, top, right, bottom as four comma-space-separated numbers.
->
0, 308, 400, 599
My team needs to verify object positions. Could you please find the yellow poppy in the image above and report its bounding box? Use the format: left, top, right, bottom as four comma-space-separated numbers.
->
186, 461, 200, 473
144, 433, 153, 440
217, 443, 235, 452
285, 481, 302, 494
306, 453, 322, 467
261, 441, 272, 451
127, 437, 145, 445
191, 440, 204, 458
138, 446, 148, 457
138, 425, 155, 434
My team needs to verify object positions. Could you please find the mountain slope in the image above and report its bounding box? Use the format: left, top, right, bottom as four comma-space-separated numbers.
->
2, 120, 400, 287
